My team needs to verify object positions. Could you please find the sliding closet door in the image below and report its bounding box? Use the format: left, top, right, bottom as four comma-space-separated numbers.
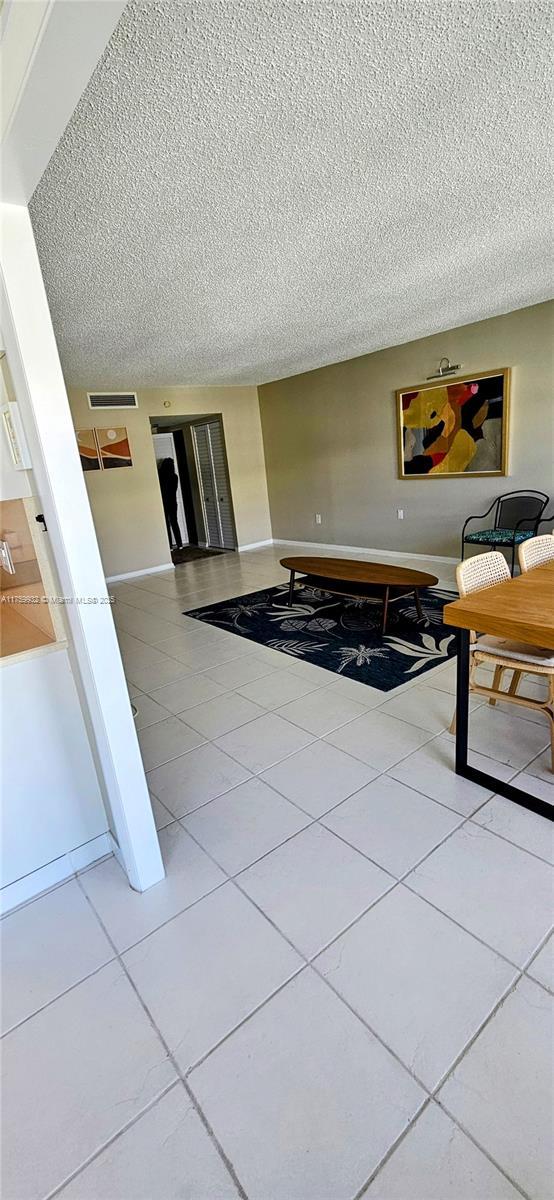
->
191, 420, 237, 549
206, 421, 237, 549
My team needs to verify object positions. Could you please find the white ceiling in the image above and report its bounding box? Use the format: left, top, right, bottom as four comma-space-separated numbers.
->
30, 0, 553, 388
1, 0, 126, 203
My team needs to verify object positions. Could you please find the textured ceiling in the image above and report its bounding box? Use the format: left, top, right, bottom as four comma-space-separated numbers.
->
30, 0, 553, 387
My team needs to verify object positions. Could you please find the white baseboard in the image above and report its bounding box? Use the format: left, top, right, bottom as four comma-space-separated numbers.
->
106, 562, 175, 584
272, 538, 458, 565
111, 542, 458, 577
0, 832, 112, 915
108, 831, 126, 874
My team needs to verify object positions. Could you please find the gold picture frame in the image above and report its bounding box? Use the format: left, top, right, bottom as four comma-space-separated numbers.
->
396, 368, 510, 479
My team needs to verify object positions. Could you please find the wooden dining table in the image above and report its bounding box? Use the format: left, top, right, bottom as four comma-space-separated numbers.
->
443, 561, 554, 820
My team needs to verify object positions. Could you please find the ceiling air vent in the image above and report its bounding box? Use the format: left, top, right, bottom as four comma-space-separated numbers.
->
87, 392, 138, 410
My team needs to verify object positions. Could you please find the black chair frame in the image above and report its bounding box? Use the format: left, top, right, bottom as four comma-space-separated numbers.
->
461, 490, 549, 575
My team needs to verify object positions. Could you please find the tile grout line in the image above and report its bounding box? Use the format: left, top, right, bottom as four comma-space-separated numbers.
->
119, 564, 553, 792
0, 876, 230, 1041
151, 689, 551, 866
43, 1079, 182, 1200
125, 591, 552, 764
430, 1100, 534, 1200
1, 952, 118, 1040
177, 792, 553, 1157
182, 960, 310, 1080
466, 814, 554, 867
144, 673, 551, 806
355, 1082, 533, 1200
399, 880, 535, 976
351, 1098, 435, 1200
4, 764, 549, 1045
6, 561, 550, 1194
314, 811, 544, 976
523, 926, 554, 990
116, 573, 453, 686
177, 800, 531, 1074
180, 812, 537, 1200
142, 578, 549, 1200
346, 969, 533, 1200
143, 679, 328, 753
73, 874, 251, 1200
204, 715, 443, 782
148, 703, 550, 871
5, 768, 549, 1040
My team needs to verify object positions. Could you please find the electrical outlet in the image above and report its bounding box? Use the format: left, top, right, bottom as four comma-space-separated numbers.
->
315, 513, 322, 524
397, 508, 404, 520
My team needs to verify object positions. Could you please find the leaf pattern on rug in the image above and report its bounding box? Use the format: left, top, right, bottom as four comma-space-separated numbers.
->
396, 602, 444, 626
385, 633, 454, 673
266, 638, 329, 657
333, 644, 389, 672
279, 616, 337, 633
185, 583, 457, 692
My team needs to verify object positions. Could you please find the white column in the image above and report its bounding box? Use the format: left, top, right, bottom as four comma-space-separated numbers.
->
1, 203, 164, 891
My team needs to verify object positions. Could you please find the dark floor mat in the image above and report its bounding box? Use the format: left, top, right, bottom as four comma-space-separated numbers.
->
171, 545, 228, 564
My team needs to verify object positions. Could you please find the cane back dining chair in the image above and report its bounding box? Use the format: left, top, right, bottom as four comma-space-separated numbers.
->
449, 551, 554, 769
518, 532, 554, 573
461, 490, 549, 575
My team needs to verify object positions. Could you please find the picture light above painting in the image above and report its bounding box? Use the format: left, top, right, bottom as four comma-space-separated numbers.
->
396, 368, 510, 479
76, 427, 132, 471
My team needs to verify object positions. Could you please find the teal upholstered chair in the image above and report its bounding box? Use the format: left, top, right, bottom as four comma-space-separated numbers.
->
461, 491, 549, 575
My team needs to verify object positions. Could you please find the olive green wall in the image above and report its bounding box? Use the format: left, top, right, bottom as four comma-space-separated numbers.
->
258, 302, 554, 558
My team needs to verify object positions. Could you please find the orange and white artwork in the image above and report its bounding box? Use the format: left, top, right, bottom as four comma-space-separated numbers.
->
76, 429, 101, 471
95, 427, 132, 469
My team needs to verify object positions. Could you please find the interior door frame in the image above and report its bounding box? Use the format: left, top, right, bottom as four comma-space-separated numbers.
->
151, 430, 188, 549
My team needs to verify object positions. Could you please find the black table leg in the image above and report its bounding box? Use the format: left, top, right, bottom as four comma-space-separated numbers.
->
381, 586, 390, 635
288, 569, 296, 606
455, 628, 470, 775
453, 627, 553, 820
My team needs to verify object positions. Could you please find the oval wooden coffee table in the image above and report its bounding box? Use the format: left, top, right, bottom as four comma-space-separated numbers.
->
280, 556, 438, 635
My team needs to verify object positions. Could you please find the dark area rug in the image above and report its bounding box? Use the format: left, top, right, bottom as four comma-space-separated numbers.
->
185, 582, 457, 691
171, 545, 227, 564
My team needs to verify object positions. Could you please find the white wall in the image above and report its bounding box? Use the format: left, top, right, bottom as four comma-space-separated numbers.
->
0, 349, 110, 912
0, 648, 109, 912
1, 3, 163, 909
67, 385, 272, 577
1, 204, 164, 902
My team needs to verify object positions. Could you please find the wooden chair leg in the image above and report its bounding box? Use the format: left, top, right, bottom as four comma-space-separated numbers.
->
452, 652, 480, 733
508, 669, 522, 696
489, 664, 503, 706
549, 678, 554, 773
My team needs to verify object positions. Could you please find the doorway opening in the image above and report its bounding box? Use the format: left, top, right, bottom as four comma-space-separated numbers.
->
150, 414, 238, 565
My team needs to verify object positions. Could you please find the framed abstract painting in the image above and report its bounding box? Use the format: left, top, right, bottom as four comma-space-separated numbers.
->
76, 429, 101, 471
95, 427, 132, 469
396, 368, 510, 479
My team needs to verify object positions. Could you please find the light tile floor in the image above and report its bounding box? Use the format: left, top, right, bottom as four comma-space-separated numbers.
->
2, 544, 553, 1200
